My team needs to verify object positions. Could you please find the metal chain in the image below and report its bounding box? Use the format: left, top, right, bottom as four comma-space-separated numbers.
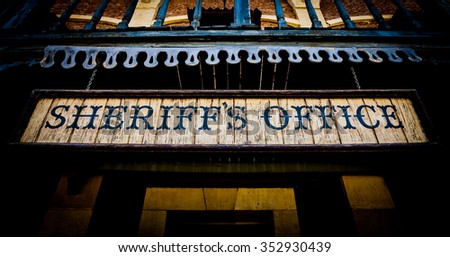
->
350, 64, 361, 89
86, 66, 98, 90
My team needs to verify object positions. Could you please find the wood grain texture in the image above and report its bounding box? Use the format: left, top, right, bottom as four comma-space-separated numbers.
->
20, 96, 428, 145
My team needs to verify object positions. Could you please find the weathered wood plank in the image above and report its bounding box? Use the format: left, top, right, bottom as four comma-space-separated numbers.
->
390, 98, 428, 143
174, 98, 197, 145
195, 98, 219, 145
305, 98, 341, 144
20, 98, 53, 143
110, 98, 132, 144
141, 98, 162, 145
92, 98, 118, 144
155, 98, 176, 145
331, 98, 378, 144
36, 98, 73, 143
265, 98, 285, 144
363, 98, 407, 143
218, 98, 235, 145
246, 98, 266, 145
233, 98, 248, 144
284, 98, 314, 145
70, 98, 107, 143
155, 98, 198, 145
127, 98, 149, 144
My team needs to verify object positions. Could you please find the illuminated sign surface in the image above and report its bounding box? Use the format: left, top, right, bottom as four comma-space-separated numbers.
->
17, 90, 432, 149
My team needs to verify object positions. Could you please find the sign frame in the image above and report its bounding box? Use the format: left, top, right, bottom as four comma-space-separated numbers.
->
9, 89, 439, 153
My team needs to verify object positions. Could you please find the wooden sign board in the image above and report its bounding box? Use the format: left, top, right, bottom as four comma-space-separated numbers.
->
12, 89, 436, 152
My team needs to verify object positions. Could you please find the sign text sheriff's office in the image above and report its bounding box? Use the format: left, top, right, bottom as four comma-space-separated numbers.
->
19, 90, 428, 146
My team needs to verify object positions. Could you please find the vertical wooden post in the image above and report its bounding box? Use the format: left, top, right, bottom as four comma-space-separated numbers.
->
342, 176, 399, 236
